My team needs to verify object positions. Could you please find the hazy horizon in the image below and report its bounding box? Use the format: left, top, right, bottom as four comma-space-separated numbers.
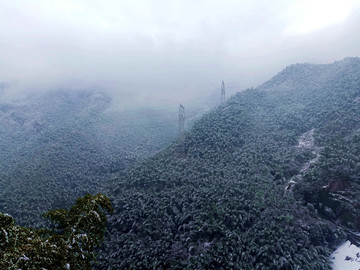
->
1, 0, 360, 107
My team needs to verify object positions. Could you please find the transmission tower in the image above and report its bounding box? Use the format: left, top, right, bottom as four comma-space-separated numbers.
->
178, 104, 185, 135
221, 80, 225, 104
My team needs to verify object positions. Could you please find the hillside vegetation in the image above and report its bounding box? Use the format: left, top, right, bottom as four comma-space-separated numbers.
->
98, 58, 360, 269
0, 90, 177, 227
0, 193, 112, 269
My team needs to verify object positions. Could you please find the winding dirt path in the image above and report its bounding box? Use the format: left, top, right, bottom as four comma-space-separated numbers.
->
285, 129, 322, 192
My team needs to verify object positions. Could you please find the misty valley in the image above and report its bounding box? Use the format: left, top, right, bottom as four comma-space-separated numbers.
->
0, 58, 360, 269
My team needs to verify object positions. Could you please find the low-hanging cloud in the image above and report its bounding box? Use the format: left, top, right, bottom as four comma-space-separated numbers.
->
0, 0, 360, 107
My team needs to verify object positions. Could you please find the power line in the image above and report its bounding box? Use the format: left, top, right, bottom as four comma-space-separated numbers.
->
178, 104, 185, 135
221, 80, 226, 104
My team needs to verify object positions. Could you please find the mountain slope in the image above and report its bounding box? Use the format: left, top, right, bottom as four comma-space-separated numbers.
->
98, 57, 360, 269
0, 90, 178, 227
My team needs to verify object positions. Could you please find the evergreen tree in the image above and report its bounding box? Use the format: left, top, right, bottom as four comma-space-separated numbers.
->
0, 193, 112, 270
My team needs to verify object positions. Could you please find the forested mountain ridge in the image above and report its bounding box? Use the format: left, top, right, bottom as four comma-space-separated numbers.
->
0, 90, 178, 227
98, 57, 360, 269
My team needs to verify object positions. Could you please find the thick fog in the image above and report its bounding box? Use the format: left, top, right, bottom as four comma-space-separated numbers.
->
1, 0, 360, 107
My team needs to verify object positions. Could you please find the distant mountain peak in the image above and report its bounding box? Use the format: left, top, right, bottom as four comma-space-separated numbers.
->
259, 57, 360, 92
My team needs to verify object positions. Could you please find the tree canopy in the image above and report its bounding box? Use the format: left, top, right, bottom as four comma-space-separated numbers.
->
0, 193, 112, 270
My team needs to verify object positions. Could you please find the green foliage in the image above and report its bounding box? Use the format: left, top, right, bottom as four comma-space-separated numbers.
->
97, 58, 360, 269
0, 193, 112, 270
0, 90, 177, 227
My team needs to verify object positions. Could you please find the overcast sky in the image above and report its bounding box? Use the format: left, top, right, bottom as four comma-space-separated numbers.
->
1, 0, 360, 106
